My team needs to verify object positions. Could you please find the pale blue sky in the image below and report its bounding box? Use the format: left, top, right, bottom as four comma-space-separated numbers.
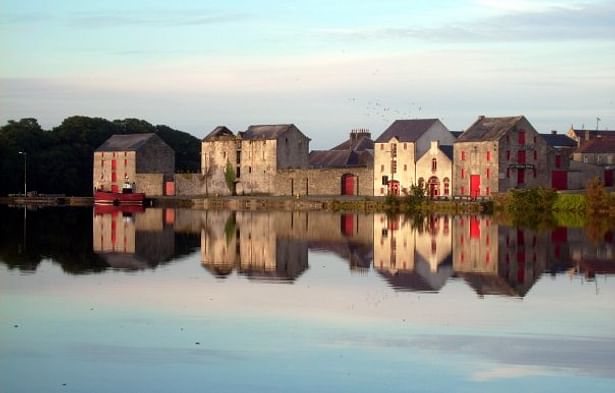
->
1, 0, 614, 147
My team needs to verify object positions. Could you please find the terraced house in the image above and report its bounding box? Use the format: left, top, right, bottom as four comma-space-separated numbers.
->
453, 116, 551, 197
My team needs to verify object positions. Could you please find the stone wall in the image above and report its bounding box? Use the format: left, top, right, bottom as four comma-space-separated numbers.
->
373, 141, 416, 196
135, 173, 164, 196
201, 139, 237, 196
274, 167, 373, 196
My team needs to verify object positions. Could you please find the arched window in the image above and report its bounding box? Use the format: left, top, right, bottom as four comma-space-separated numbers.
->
432, 158, 437, 172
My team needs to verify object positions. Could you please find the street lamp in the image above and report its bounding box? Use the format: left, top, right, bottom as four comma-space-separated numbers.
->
18, 151, 27, 197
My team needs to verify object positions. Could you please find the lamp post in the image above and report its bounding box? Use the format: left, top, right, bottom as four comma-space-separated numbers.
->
18, 151, 27, 196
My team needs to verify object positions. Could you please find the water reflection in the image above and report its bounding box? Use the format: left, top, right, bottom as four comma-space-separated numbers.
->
0, 205, 613, 296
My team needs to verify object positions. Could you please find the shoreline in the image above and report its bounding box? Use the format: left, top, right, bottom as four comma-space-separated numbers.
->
0, 194, 487, 213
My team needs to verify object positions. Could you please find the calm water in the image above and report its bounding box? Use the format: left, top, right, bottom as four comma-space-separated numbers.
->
1, 206, 614, 393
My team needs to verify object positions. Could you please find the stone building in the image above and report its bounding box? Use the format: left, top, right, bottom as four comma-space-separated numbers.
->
201, 124, 310, 195
453, 116, 551, 197
415, 141, 454, 198
373, 119, 455, 196
567, 127, 615, 148
572, 137, 615, 186
93, 133, 175, 196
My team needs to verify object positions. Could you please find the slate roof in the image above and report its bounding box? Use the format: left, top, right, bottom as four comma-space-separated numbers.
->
243, 124, 298, 140
569, 129, 615, 138
455, 116, 524, 143
331, 135, 374, 151
309, 150, 360, 168
439, 145, 454, 160
95, 133, 158, 152
541, 133, 577, 148
576, 137, 615, 154
203, 126, 234, 141
450, 131, 463, 138
374, 119, 439, 143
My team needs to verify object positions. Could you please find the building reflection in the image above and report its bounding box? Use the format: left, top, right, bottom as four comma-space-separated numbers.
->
373, 214, 453, 291
199, 211, 374, 282
92, 206, 176, 270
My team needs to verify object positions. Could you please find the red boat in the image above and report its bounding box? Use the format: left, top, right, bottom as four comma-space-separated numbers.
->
95, 182, 145, 205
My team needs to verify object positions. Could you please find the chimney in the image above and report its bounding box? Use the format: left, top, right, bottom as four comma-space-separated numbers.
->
350, 128, 371, 149
431, 140, 439, 152
478, 115, 485, 120
551, 130, 557, 135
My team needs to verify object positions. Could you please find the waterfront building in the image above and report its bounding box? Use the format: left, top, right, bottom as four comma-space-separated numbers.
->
453, 116, 551, 196
93, 133, 175, 196
373, 119, 455, 196
415, 141, 454, 198
202, 124, 310, 195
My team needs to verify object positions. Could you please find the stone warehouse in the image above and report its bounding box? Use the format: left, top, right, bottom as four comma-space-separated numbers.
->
453, 116, 552, 197
201, 124, 310, 195
93, 133, 175, 196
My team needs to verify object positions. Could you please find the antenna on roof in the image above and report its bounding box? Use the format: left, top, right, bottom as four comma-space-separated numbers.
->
596, 117, 601, 130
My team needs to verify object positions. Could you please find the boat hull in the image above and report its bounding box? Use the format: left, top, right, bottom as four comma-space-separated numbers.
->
94, 191, 145, 205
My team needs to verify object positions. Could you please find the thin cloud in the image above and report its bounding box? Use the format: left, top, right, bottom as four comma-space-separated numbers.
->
68, 10, 248, 28
321, 2, 615, 42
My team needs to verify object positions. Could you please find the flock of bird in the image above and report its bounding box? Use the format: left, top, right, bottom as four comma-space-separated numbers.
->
346, 97, 423, 121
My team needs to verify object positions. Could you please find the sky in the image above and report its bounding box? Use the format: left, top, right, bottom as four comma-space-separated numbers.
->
1, 0, 614, 148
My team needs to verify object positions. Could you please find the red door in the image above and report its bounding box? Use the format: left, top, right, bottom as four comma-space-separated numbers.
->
342, 174, 354, 195
111, 184, 119, 193
388, 180, 400, 196
551, 170, 567, 190
470, 175, 480, 198
604, 170, 614, 187
517, 168, 525, 185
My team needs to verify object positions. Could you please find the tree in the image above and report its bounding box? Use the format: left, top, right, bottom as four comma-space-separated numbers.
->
224, 161, 236, 195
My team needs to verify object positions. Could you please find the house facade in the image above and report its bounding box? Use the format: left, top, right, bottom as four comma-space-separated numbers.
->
201, 124, 310, 195
373, 119, 455, 196
415, 141, 454, 198
93, 133, 175, 196
453, 116, 551, 197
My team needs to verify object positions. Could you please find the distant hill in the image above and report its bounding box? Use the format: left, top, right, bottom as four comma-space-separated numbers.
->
0, 116, 201, 196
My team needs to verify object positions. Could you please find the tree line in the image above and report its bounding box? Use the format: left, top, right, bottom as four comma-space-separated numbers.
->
0, 116, 201, 196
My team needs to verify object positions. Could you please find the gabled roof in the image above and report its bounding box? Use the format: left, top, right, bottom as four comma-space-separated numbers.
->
203, 126, 234, 141
455, 116, 525, 143
243, 124, 302, 140
576, 137, 615, 154
95, 133, 159, 152
541, 133, 577, 148
439, 145, 454, 160
331, 135, 374, 151
375, 119, 440, 143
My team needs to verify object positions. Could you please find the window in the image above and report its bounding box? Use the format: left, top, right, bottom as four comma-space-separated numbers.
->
533, 150, 537, 161
486, 186, 490, 195
404, 143, 407, 150
391, 160, 397, 174
111, 160, 117, 170
236, 167, 241, 178
432, 158, 437, 172
111, 172, 117, 182
403, 164, 407, 171
381, 164, 384, 172
506, 150, 511, 160
507, 168, 510, 178
418, 178, 425, 188
555, 155, 561, 168
518, 150, 526, 164
533, 136, 537, 144
443, 178, 450, 195
380, 144, 384, 150
486, 168, 490, 179
461, 168, 465, 179
486, 151, 491, 161
391, 144, 397, 158
461, 186, 465, 195
382, 176, 388, 185
461, 151, 466, 160
519, 130, 526, 144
